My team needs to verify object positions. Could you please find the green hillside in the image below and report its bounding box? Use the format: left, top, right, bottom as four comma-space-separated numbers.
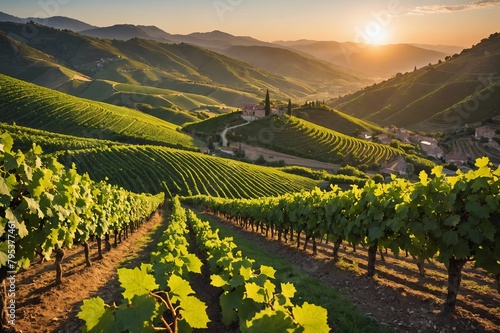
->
0, 31, 91, 91
227, 115, 425, 167
0, 22, 315, 104
330, 33, 500, 132
0, 122, 119, 153
56, 145, 319, 197
0, 74, 197, 149
222, 45, 372, 87
183, 112, 247, 136
292, 106, 388, 136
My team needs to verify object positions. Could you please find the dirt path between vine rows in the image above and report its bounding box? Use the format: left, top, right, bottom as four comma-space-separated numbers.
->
206, 212, 500, 333
9, 210, 166, 333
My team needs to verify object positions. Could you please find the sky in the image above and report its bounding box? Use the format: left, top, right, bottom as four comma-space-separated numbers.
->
2, 0, 500, 46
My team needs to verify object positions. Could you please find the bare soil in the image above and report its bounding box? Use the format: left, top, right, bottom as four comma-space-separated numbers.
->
210, 213, 500, 333
9, 210, 165, 333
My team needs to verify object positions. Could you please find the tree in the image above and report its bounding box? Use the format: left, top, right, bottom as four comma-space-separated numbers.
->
207, 136, 215, 151
287, 99, 292, 116
265, 89, 271, 117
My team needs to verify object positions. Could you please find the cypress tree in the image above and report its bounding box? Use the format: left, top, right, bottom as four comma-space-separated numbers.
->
265, 89, 271, 117
287, 98, 292, 116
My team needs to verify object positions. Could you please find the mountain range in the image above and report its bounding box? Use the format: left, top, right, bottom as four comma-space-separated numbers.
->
0, 12, 460, 80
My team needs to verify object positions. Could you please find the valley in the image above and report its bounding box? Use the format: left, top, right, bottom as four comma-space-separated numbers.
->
0, 8, 499, 333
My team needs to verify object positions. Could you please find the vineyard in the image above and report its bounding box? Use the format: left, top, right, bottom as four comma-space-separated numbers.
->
227, 115, 421, 166
183, 157, 500, 314
0, 133, 164, 328
78, 198, 330, 332
0, 74, 197, 150
56, 144, 319, 197
449, 137, 500, 165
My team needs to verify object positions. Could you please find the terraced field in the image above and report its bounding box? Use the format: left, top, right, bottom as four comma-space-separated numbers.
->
0, 123, 120, 153
57, 145, 319, 197
229, 116, 405, 166
0, 74, 197, 149
449, 137, 500, 164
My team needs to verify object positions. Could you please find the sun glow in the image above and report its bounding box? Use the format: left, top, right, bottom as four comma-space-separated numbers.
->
366, 27, 389, 45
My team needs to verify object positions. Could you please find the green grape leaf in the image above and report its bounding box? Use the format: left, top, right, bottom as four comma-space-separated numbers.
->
293, 302, 329, 333
246, 308, 296, 333
118, 266, 159, 301
0, 178, 11, 196
475, 156, 490, 168
78, 297, 119, 333
210, 274, 228, 288
229, 274, 245, 288
168, 274, 194, 301
260, 265, 276, 279
115, 294, 158, 333
179, 295, 209, 329
0, 241, 8, 267
245, 282, 266, 303
240, 265, 253, 280
442, 230, 459, 246
444, 215, 460, 227
280, 282, 296, 299
183, 252, 203, 273
368, 226, 384, 241
220, 290, 242, 325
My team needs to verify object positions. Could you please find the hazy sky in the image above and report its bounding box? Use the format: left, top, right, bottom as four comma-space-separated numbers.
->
2, 0, 499, 46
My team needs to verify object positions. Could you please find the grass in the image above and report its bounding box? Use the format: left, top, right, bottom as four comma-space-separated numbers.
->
197, 212, 393, 333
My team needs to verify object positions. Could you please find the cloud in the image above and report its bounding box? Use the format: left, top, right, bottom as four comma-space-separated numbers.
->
409, 0, 500, 15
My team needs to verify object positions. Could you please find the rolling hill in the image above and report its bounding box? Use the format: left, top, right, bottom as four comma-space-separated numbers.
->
0, 21, 316, 105
330, 33, 500, 132
273, 40, 446, 78
56, 145, 319, 197
0, 11, 96, 31
0, 121, 318, 197
185, 113, 432, 168
291, 106, 388, 136
221, 45, 372, 88
0, 73, 197, 149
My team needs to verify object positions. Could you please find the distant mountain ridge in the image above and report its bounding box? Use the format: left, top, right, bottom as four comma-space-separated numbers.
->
273, 40, 447, 77
0, 11, 96, 32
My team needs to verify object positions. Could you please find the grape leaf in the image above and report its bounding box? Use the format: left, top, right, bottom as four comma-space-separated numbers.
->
293, 302, 330, 333
210, 274, 228, 288
78, 297, 118, 333
118, 266, 159, 301
246, 308, 296, 333
179, 295, 209, 329
245, 282, 266, 303
115, 294, 158, 333
280, 283, 296, 299
183, 252, 203, 273
260, 265, 276, 279
168, 274, 194, 301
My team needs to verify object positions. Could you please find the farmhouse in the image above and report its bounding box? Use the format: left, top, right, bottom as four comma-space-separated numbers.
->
242, 103, 266, 118
381, 156, 407, 175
